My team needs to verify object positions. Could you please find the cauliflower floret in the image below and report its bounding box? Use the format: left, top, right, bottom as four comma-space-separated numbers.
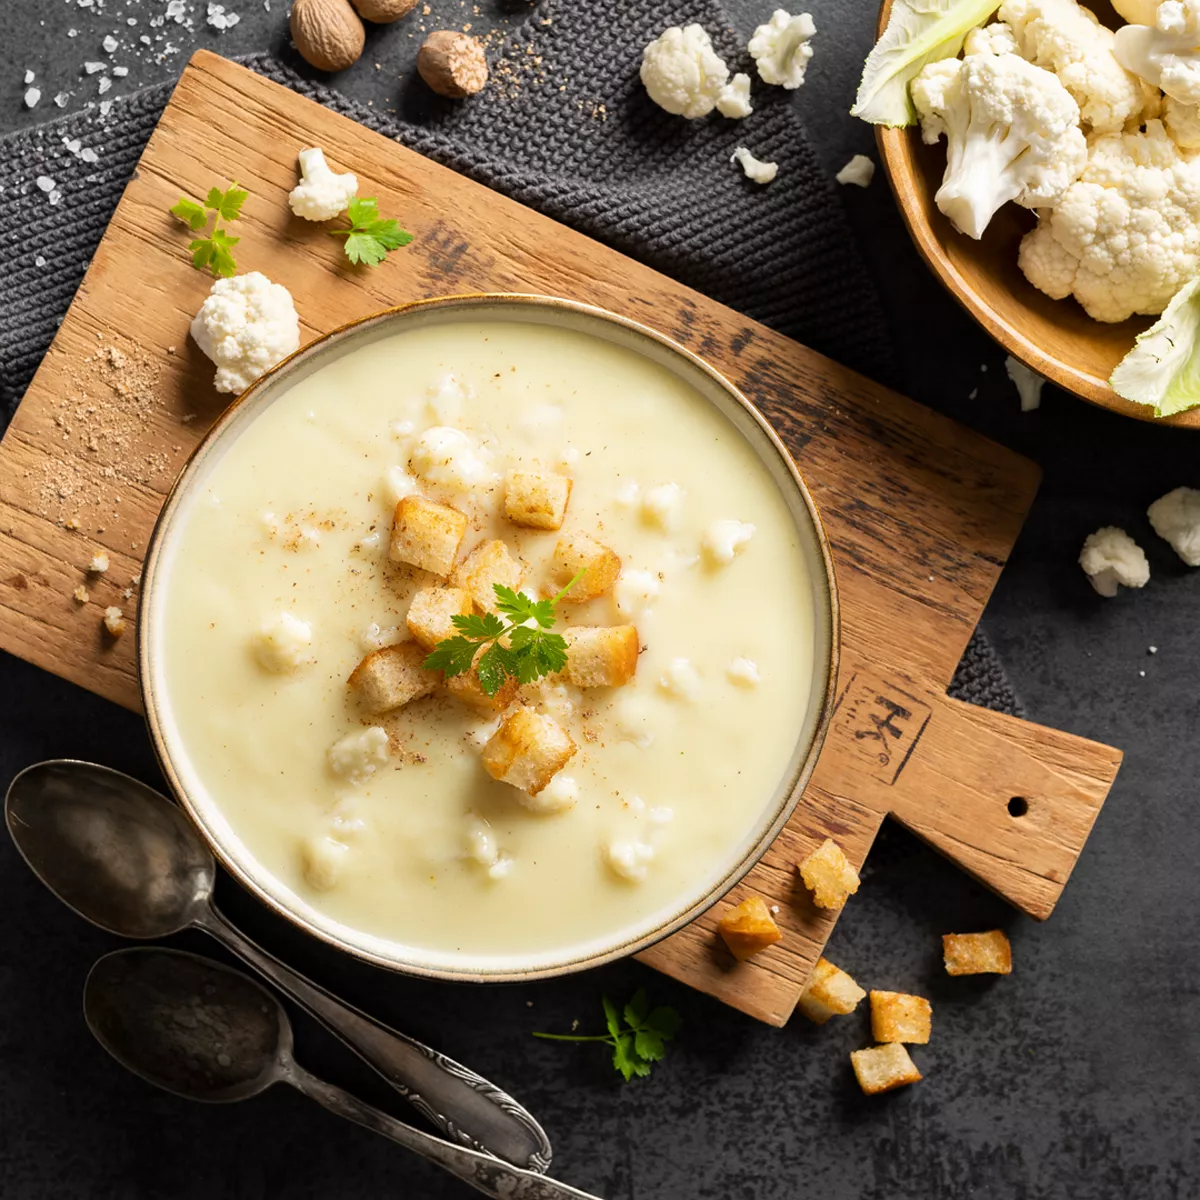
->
1116, 0, 1200, 106
408, 426, 491, 490
1018, 120, 1200, 322
640, 24, 730, 119
659, 657, 703, 701
910, 50, 1087, 240
253, 611, 314, 673
1005, 355, 1045, 410
963, 21, 1019, 57
749, 10, 817, 89
1164, 93, 1200, 146
1000, 0, 1157, 133
1148, 487, 1200, 564
716, 73, 753, 118
190, 273, 301, 395
702, 519, 756, 564
640, 482, 684, 531
1079, 527, 1150, 596
614, 567, 660, 617
327, 726, 390, 785
731, 147, 779, 184
287, 147, 358, 222
835, 154, 876, 188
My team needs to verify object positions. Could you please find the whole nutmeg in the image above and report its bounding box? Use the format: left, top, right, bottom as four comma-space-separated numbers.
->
290, 0, 366, 72
350, 0, 417, 21
418, 31, 489, 98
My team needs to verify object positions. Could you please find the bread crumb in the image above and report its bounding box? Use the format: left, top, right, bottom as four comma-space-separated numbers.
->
103, 606, 126, 637
88, 550, 110, 574
73, 585, 90, 605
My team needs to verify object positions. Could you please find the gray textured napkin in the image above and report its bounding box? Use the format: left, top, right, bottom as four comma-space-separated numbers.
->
0, 0, 1019, 715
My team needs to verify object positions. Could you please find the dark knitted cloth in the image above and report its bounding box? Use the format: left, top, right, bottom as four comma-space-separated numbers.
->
0, 0, 1019, 716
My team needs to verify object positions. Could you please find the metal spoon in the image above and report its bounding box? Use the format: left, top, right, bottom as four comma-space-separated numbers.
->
85, 948, 601, 1200
6, 759, 551, 1171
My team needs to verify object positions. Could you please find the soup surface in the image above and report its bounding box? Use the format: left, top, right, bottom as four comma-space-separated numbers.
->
157, 314, 816, 968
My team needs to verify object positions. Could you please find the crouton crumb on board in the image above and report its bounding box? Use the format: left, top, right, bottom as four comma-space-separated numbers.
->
798, 837, 860, 910
102, 606, 126, 638
850, 1043, 922, 1096
717, 895, 781, 962
943, 930, 1013, 976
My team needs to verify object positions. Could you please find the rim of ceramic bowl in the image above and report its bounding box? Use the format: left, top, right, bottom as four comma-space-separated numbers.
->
138, 292, 841, 982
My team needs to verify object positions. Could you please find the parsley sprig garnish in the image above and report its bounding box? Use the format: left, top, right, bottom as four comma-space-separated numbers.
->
330, 197, 414, 267
533, 989, 682, 1082
423, 570, 584, 696
169, 183, 248, 277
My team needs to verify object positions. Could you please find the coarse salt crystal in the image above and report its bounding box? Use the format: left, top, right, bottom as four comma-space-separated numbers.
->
54, 92, 69, 107
80, 148, 99, 163
84, 62, 105, 74
24, 88, 41, 108
23, 69, 34, 84
36, 176, 56, 193
103, 35, 118, 53
98, 77, 112, 95
113, 66, 129, 77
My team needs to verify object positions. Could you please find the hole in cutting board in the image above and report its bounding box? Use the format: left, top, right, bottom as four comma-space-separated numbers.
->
1007, 796, 1029, 818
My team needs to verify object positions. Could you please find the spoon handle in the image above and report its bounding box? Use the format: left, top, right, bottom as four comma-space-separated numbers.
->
288, 1064, 604, 1200
197, 905, 552, 1172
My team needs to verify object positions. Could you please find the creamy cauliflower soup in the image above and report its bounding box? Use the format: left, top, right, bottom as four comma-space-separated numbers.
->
151, 306, 823, 972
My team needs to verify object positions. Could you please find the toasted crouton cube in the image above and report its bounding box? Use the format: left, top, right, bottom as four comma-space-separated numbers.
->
451, 540, 524, 611
389, 496, 467, 578
798, 838, 860, 911
445, 667, 520, 715
481, 706, 577, 795
348, 642, 437, 713
870, 990, 932, 1044
562, 625, 639, 688
102, 606, 126, 638
406, 586, 473, 649
550, 532, 621, 601
717, 896, 781, 961
850, 1043, 922, 1096
797, 957, 866, 1025
504, 470, 572, 531
942, 930, 1013, 976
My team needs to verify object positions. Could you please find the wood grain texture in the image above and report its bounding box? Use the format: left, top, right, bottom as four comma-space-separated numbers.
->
0, 52, 1122, 1025
872, 0, 1197, 428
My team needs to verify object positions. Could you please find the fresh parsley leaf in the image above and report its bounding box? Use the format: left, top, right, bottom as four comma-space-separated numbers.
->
533, 990, 682, 1083
330, 197, 415, 268
422, 572, 585, 695
170, 182, 248, 276
170, 197, 209, 231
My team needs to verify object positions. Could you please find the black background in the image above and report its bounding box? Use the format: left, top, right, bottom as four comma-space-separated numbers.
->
2, 2, 1198, 1197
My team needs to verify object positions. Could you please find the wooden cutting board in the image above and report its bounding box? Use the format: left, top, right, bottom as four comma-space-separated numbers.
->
0, 51, 1121, 1026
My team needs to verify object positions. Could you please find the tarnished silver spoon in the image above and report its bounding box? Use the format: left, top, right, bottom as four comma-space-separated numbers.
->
6, 759, 551, 1171
84, 948, 601, 1199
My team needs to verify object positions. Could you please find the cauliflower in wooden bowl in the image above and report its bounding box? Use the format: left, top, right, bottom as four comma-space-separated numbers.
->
861, 0, 1200, 426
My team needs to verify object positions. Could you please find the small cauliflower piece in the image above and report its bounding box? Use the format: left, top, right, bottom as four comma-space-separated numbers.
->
1005, 356, 1045, 411
73, 585, 90, 605
300, 835, 350, 891
797, 957, 867, 1025
520, 772, 579, 815
798, 837, 860, 910
348, 642, 438, 713
640, 483, 684, 532
731, 147, 779, 185
190, 272, 301, 395
910, 47, 1087, 241
659, 657, 703, 701
451, 540, 524, 611
88, 551, 109, 574
870, 990, 933, 1044
288, 147, 358, 221
463, 813, 500, 869
253, 611, 313, 673
327, 726, 390, 785
716, 72, 753, 118
1079, 527, 1150, 596
850, 1044, 923, 1096
640, 23, 731, 118
727, 657, 760, 687
550, 532, 621, 601
1000, 0, 1158, 133
749, 9, 816, 89
481, 706, 577, 796
406, 585, 473, 649
1019, 120, 1200, 323
613, 568, 660, 617
835, 153, 875, 187
504, 469, 572, 530
389, 495, 468, 577
444, 664, 520, 715
718, 895, 782, 961
102, 606, 126, 638
1148, 487, 1200, 564
382, 465, 419, 507
605, 837, 657, 883
943, 929, 1013, 975
1115, 1, 1200, 107
702, 519, 756, 565
562, 625, 640, 688
1164, 93, 1200, 147
408, 426, 491, 492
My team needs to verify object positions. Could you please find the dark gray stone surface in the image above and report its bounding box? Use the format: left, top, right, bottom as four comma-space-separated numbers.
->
2, 3, 1198, 1198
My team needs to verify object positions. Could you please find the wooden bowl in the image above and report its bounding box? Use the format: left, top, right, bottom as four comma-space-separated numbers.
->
874, 0, 1200, 428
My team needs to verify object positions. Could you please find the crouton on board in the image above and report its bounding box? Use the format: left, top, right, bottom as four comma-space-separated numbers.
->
389, 496, 467, 578
797, 957, 866, 1025
942, 930, 1013, 976
870, 990, 932, 1044
718, 896, 781, 961
850, 1043, 922, 1096
798, 837, 860, 911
